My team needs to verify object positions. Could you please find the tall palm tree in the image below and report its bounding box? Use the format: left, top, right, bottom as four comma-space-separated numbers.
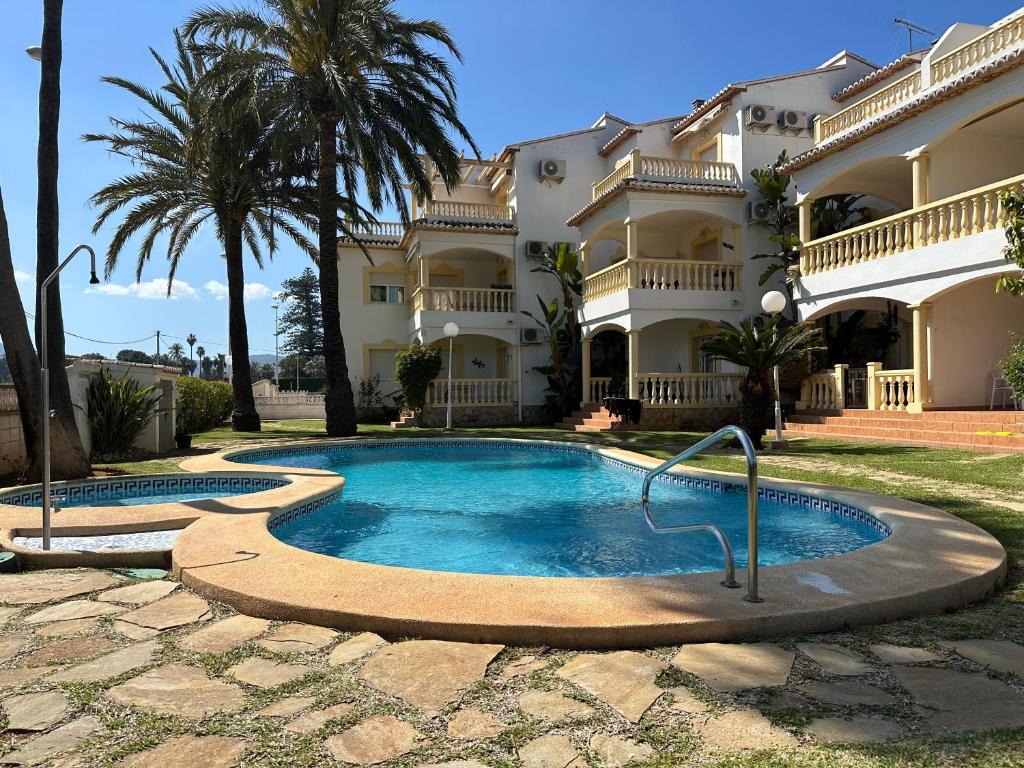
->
196, 346, 206, 379
701, 318, 823, 449
86, 32, 319, 432
185, 332, 197, 370
185, 0, 477, 436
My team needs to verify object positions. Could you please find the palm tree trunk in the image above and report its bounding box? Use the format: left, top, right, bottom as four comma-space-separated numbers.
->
317, 115, 357, 436
739, 375, 772, 450
224, 217, 260, 432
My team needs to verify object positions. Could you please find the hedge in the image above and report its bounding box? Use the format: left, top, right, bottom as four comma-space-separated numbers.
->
176, 377, 233, 435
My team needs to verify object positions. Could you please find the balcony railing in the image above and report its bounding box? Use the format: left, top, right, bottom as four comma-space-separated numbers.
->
421, 200, 515, 224
815, 13, 1024, 143
583, 259, 742, 301
637, 373, 743, 407
425, 378, 516, 406
797, 363, 917, 412
801, 173, 1024, 275
410, 287, 515, 314
593, 151, 740, 200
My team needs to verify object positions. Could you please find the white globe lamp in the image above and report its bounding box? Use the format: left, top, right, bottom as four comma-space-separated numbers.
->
443, 323, 459, 430
761, 290, 787, 447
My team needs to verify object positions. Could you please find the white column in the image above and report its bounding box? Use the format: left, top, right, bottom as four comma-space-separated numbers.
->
625, 218, 639, 288
910, 151, 931, 248
627, 329, 640, 400
908, 302, 933, 412
579, 240, 590, 278
581, 337, 592, 406
798, 198, 812, 244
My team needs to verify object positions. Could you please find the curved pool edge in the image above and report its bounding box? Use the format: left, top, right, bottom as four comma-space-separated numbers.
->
170, 437, 1008, 648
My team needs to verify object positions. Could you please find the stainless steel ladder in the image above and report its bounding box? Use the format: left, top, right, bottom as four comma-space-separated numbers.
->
641, 425, 762, 603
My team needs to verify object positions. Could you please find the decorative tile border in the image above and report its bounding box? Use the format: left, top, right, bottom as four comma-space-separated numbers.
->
267, 491, 343, 532
0, 474, 289, 507
233, 439, 891, 537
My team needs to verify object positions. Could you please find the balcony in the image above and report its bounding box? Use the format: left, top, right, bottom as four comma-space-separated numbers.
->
583, 259, 741, 301
410, 286, 515, 314
424, 378, 517, 407
340, 220, 405, 246
814, 13, 1024, 144
420, 199, 515, 226
593, 150, 741, 200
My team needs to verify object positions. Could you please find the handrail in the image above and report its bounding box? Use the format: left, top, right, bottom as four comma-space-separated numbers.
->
640, 425, 762, 602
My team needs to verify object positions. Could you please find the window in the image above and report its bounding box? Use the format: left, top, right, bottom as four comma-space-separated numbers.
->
369, 284, 405, 304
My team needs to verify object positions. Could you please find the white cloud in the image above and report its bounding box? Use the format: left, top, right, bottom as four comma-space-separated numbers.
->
14, 269, 32, 284
204, 280, 274, 303
87, 278, 199, 300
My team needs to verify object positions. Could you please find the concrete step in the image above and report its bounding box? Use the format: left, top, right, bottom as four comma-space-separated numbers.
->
789, 415, 1024, 433
779, 424, 1024, 452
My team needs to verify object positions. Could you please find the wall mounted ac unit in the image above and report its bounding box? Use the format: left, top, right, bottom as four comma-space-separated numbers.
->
521, 327, 542, 344
525, 240, 549, 258
746, 200, 772, 222
539, 159, 566, 181
744, 104, 775, 129
778, 109, 808, 132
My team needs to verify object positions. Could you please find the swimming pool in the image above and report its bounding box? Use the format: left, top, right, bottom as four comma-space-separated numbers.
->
237, 441, 888, 578
0, 475, 289, 508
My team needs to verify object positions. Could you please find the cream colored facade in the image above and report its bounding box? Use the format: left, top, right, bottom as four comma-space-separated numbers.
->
790, 8, 1024, 412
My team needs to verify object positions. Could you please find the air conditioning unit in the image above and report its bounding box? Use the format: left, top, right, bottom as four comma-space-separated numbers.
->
744, 104, 776, 129
746, 200, 772, 222
525, 240, 549, 258
539, 158, 566, 181
778, 109, 808, 132
521, 327, 542, 345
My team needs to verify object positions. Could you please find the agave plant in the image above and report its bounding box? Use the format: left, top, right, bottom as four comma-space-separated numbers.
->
86, 368, 162, 456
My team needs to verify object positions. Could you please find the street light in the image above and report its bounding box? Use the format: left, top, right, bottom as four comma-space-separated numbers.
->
443, 322, 459, 430
761, 290, 788, 448
39, 245, 100, 550
271, 304, 280, 389
25, 46, 42, 61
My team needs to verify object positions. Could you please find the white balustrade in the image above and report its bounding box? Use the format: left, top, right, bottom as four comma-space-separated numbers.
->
415, 287, 515, 313
635, 373, 743, 407
588, 377, 615, 403
873, 369, 916, 412
423, 200, 515, 223
425, 378, 517, 407
592, 152, 740, 200
635, 259, 741, 292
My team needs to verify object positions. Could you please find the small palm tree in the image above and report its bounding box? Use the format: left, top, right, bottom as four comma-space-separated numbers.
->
86, 32, 318, 432
185, 0, 477, 437
195, 346, 206, 380
185, 333, 197, 370
701, 318, 823, 448
167, 342, 185, 364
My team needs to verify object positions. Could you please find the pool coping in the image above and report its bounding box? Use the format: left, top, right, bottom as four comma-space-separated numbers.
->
167, 437, 1007, 648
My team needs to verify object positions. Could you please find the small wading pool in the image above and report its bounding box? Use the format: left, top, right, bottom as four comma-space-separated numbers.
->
237, 441, 889, 578
13, 529, 182, 552
0, 474, 290, 509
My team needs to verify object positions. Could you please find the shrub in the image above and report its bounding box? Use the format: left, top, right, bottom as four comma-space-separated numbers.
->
999, 335, 1024, 397
356, 374, 385, 408
86, 368, 161, 455
395, 342, 442, 411
176, 377, 233, 434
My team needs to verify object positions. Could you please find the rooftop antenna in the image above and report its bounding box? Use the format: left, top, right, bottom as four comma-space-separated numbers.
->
894, 18, 936, 53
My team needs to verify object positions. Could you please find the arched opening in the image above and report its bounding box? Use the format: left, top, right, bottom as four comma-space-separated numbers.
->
587, 329, 627, 401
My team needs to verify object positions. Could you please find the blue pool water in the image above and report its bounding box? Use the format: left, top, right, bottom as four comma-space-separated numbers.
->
240, 441, 888, 578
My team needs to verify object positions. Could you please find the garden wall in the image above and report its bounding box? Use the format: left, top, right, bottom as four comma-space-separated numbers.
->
0, 386, 26, 476
254, 393, 326, 420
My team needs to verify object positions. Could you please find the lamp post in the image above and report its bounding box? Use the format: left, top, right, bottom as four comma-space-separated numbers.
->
271, 304, 280, 389
761, 290, 788, 448
39, 245, 100, 550
443, 322, 459, 430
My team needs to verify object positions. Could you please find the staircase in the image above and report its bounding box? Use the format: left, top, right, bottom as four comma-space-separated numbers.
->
557, 404, 621, 432
390, 410, 418, 429
781, 409, 1024, 452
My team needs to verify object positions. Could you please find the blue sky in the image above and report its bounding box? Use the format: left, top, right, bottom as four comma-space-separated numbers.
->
1, 0, 1019, 359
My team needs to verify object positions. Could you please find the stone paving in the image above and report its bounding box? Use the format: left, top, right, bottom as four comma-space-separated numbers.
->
0, 568, 1022, 767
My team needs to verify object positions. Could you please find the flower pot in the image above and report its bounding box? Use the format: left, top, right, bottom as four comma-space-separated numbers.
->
174, 434, 193, 450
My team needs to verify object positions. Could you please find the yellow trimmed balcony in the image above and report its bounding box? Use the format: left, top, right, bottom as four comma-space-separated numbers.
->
583, 259, 741, 301
424, 378, 517, 407
800, 173, 1024, 275
586, 373, 743, 407
421, 199, 515, 224
410, 286, 515, 314
593, 149, 740, 200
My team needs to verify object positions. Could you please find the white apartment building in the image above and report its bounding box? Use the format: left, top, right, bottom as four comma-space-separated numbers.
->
789, 8, 1024, 416
339, 34, 1013, 427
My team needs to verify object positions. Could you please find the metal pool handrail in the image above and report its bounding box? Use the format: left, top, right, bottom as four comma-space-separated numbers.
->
640, 425, 762, 603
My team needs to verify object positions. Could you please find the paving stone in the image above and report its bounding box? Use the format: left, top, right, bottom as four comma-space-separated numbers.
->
23, 600, 123, 625
328, 632, 387, 666
556, 650, 666, 722
939, 639, 1024, 677
0, 630, 31, 662
112, 621, 160, 640
499, 654, 548, 679
694, 709, 799, 751
256, 696, 316, 718
760, 690, 810, 710
893, 667, 1024, 733
0, 571, 117, 605
518, 734, 584, 768
178, 615, 271, 654
0, 606, 20, 624
324, 714, 423, 764
34, 619, 100, 638
258, 622, 338, 654
48, 640, 159, 683
806, 716, 904, 744
446, 707, 502, 739
517, 689, 595, 722
105, 663, 245, 718
867, 643, 942, 664
114, 592, 211, 634
97, 580, 178, 606
283, 703, 354, 735
667, 687, 710, 713
589, 733, 655, 768
797, 643, 873, 676
118, 735, 247, 768
672, 643, 795, 692
0, 668, 51, 688
226, 657, 310, 688
2, 690, 69, 731
0, 715, 100, 766
359, 640, 503, 715
797, 680, 897, 707
21, 636, 117, 667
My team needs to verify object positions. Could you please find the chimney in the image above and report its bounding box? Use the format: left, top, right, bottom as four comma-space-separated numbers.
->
692, 99, 706, 111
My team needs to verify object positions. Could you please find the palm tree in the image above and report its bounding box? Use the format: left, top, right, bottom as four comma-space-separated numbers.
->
185, 332, 197, 371
196, 346, 207, 379
167, 342, 185, 365
701, 318, 823, 449
86, 32, 318, 432
185, 0, 477, 436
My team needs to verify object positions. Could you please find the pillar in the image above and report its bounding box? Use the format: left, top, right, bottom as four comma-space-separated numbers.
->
730, 223, 743, 263
625, 218, 639, 288
418, 254, 429, 288
797, 198, 812, 245
865, 362, 882, 411
627, 329, 640, 400
908, 302, 932, 412
581, 337, 592, 406
910, 151, 931, 248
